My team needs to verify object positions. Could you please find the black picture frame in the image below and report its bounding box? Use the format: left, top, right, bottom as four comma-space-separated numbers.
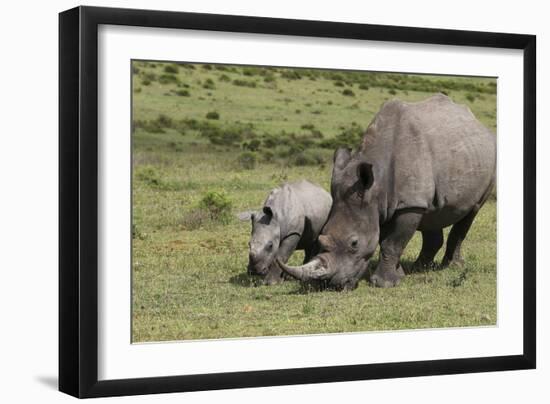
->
59, 5, 536, 398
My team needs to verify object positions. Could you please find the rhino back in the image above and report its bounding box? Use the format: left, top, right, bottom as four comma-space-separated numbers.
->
364, 94, 496, 225
264, 180, 332, 241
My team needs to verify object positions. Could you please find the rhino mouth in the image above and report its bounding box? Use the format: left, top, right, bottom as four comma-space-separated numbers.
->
247, 262, 269, 276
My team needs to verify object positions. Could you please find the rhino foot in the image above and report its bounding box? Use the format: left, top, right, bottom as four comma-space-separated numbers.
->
411, 258, 437, 271
370, 264, 405, 288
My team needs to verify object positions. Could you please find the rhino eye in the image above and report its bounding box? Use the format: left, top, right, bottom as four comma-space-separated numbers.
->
350, 238, 359, 250
266, 241, 273, 251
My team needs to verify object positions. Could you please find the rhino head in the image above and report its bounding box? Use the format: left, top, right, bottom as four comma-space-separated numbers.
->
278, 148, 379, 290
239, 207, 281, 279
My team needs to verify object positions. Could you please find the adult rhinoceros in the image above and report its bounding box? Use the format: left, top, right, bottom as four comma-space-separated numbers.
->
278, 94, 496, 290
239, 180, 332, 285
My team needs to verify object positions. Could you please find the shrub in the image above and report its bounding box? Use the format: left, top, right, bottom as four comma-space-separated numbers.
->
164, 64, 179, 74
359, 83, 369, 90
175, 89, 190, 97
342, 88, 355, 97
262, 135, 278, 148
143, 72, 157, 81
288, 151, 324, 167
206, 111, 220, 120
202, 127, 243, 146
232, 79, 257, 88
334, 81, 345, 87
301, 123, 315, 130
202, 64, 213, 70
203, 78, 215, 89
388, 88, 397, 95
158, 74, 179, 85
319, 125, 363, 149
466, 93, 476, 102
157, 114, 173, 128
242, 139, 261, 152
261, 150, 275, 163
280, 70, 301, 80
199, 191, 233, 223
238, 151, 257, 170
219, 74, 231, 82
141, 79, 151, 86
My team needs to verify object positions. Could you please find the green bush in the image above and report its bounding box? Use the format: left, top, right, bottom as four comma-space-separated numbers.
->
232, 79, 257, 88
342, 88, 355, 97
164, 64, 179, 74
203, 78, 216, 89
199, 191, 233, 223
261, 150, 275, 163
219, 74, 231, 82
288, 151, 324, 167
359, 83, 369, 90
320, 125, 363, 149
334, 81, 345, 87
242, 139, 261, 152
238, 151, 257, 170
141, 79, 151, 86
202, 127, 243, 146
142, 72, 157, 81
175, 89, 190, 97
466, 93, 476, 102
158, 74, 179, 85
388, 88, 397, 95
280, 70, 302, 80
206, 111, 220, 120
157, 114, 173, 128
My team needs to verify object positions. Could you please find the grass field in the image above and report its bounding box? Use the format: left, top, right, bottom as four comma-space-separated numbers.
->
131, 61, 497, 342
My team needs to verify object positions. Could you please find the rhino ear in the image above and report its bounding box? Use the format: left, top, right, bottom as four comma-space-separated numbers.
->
262, 206, 273, 217
333, 147, 352, 171
237, 210, 256, 221
357, 162, 374, 189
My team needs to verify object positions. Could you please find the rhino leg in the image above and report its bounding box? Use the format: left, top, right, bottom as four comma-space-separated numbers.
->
264, 234, 301, 285
442, 208, 479, 268
371, 210, 422, 288
413, 230, 444, 270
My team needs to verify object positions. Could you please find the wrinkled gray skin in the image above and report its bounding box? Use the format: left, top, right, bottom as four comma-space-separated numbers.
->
239, 180, 332, 285
279, 94, 496, 290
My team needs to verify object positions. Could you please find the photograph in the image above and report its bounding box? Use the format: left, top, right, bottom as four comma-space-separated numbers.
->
131, 60, 497, 343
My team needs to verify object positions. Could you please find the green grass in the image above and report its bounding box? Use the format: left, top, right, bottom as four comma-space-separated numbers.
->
131, 60, 497, 342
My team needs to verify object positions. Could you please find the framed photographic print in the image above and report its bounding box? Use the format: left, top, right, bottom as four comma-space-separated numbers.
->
59, 6, 536, 398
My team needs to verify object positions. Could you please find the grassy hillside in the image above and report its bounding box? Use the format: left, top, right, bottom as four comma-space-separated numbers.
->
131, 61, 497, 342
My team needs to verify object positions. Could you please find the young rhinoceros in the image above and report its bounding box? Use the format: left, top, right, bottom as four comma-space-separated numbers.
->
239, 180, 332, 285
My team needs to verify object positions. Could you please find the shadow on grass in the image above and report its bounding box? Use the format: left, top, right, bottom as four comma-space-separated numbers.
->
285, 257, 451, 295
229, 272, 262, 287
369, 257, 450, 275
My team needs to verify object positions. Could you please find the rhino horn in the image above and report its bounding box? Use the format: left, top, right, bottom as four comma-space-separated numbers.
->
276, 258, 335, 281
